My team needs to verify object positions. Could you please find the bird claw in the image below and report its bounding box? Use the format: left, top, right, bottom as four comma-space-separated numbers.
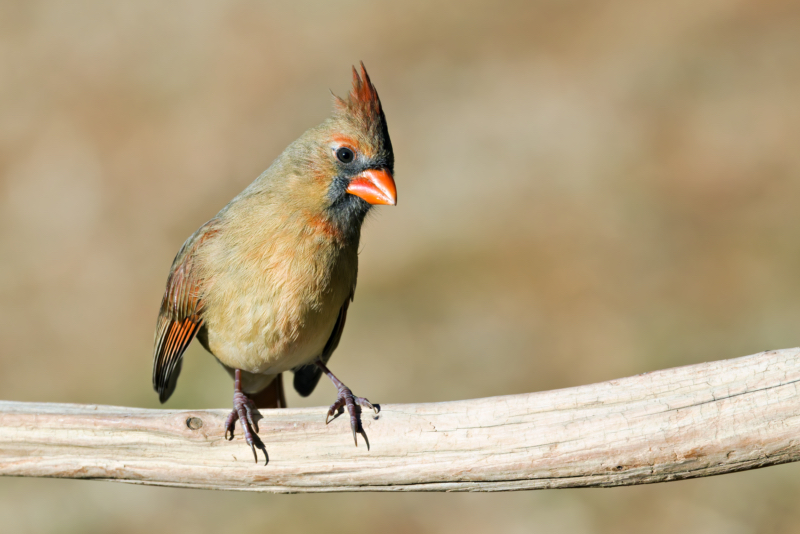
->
326, 399, 346, 424
326, 386, 374, 450
356, 396, 378, 414
226, 391, 267, 465
351, 420, 370, 449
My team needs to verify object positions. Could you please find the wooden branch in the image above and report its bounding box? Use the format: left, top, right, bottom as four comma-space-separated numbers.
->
2, 348, 800, 492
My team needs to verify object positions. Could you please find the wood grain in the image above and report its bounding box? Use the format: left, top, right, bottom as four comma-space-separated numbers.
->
2, 348, 800, 492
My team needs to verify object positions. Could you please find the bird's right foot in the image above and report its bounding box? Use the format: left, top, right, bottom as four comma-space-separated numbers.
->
225, 369, 267, 465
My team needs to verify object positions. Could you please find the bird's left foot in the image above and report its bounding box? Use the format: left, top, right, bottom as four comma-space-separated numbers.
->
316, 361, 378, 449
326, 385, 378, 449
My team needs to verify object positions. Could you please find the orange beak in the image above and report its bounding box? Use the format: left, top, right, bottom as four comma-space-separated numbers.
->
346, 169, 397, 206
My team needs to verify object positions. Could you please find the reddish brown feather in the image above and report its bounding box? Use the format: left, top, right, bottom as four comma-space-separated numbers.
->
330, 133, 360, 152
162, 324, 180, 362
165, 319, 195, 363
350, 63, 380, 110
334, 62, 384, 125
152, 220, 216, 402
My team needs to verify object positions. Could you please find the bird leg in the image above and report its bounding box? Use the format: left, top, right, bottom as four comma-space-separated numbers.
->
316, 360, 378, 449
224, 369, 267, 464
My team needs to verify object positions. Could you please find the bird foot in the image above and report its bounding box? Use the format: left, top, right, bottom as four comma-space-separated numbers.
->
225, 390, 267, 465
325, 384, 379, 450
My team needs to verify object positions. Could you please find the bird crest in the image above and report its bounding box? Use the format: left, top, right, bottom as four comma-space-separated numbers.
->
334, 62, 384, 126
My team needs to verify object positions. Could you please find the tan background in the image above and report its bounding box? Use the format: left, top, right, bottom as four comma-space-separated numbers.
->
2, 0, 800, 532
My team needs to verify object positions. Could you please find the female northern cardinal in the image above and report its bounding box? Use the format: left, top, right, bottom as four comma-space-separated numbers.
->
152, 64, 396, 463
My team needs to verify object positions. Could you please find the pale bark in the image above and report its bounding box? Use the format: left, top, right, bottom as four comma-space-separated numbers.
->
2, 348, 800, 492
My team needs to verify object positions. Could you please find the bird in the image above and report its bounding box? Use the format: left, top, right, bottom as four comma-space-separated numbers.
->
151, 63, 396, 464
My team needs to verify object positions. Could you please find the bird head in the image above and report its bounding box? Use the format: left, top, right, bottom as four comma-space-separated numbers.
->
313, 63, 396, 233
248, 64, 396, 241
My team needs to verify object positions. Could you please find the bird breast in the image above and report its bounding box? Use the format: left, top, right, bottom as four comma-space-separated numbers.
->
197, 216, 357, 375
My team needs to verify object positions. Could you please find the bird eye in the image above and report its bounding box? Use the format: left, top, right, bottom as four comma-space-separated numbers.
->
336, 147, 355, 163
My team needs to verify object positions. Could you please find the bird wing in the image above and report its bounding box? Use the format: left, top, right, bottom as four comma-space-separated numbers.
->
152, 220, 218, 403
292, 295, 351, 397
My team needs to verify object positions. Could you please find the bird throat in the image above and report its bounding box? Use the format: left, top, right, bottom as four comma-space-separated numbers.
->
326, 193, 370, 243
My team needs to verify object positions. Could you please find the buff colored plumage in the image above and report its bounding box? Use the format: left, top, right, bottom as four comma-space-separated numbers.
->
152, 64, 395, 463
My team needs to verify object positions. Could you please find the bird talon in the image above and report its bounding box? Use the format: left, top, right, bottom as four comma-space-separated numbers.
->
356, 397, 374, 411
315, 361, 376, 450
244, 404, 259, 433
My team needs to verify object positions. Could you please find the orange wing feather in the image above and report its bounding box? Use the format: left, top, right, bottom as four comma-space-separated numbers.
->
152, 220, 218, 402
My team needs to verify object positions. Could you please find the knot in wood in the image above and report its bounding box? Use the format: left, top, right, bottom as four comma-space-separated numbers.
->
185, 417, 203, 430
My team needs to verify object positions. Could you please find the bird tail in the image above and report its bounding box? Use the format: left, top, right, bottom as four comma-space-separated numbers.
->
293, 364, 323, 397
248, 373, 287, 408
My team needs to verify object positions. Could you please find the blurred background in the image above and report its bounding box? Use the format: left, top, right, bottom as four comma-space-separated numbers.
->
2, 0, 800, 532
